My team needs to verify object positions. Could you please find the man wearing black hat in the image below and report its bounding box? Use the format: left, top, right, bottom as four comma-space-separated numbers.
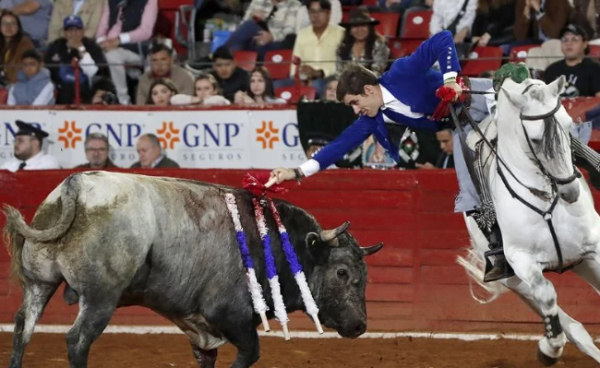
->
544, 24, 600, 98
0, 121, 60, 172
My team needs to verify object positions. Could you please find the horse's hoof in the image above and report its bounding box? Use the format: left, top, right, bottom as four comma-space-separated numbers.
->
537, 345, 559, 367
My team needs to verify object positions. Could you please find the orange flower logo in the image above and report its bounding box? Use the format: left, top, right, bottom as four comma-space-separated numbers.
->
256, 121, 279, 149
58, 121, 82, 149
156, 122, 180, 149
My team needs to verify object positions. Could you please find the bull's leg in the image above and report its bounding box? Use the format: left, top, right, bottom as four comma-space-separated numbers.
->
507, 251, 567, 360
66, 293, 119, 368
219, 323, 260, 368
190, 342, 218, 368
9, 281, 59, 368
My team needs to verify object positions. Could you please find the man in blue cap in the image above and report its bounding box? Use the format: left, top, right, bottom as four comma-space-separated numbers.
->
44, 15, 110, 104
0, 120, 60, 172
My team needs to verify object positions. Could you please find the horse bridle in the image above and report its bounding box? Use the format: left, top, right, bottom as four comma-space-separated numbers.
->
519, 84, 581, 188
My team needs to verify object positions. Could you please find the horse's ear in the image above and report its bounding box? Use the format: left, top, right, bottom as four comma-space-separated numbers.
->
547, 75, 566, 97
501, 87, 527, 110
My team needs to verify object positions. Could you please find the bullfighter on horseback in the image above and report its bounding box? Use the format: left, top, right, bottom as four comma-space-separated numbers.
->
269, 30, 600, 283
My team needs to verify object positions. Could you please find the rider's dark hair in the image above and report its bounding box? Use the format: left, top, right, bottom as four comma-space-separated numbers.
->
336, 63, 378, 101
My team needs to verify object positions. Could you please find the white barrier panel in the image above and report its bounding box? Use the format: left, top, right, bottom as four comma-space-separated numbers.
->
0, 109, 307, 169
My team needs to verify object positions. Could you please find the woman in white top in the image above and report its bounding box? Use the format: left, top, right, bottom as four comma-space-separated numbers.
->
170, 73, 231, 106
234, 67, 286, 105
146, 78, 178, 106
429, 0, 478, 44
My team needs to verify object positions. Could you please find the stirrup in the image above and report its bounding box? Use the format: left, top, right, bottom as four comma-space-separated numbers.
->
484, 250, 515, 282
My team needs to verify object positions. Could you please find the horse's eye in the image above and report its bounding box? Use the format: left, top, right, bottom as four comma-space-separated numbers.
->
337, 269, 348, 278
531, 139, 541, 145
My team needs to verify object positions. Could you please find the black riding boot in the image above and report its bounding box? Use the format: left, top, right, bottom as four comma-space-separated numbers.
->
483, 223, 514, 282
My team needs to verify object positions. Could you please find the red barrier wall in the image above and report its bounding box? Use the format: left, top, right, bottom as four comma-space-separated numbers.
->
1, 169, 600, 334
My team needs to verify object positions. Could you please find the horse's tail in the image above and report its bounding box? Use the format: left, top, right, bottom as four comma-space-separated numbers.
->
2, 174, 80, 284
456, 213, 508, 304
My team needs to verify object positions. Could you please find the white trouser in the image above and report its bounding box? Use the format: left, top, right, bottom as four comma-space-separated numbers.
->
105, 48, 142, 105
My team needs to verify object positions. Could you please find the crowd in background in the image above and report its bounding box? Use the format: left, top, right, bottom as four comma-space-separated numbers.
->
1, 0, 600, 172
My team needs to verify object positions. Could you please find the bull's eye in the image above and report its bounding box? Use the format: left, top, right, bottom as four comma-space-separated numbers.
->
337, 269, 348, 278
531, 138, 541, 145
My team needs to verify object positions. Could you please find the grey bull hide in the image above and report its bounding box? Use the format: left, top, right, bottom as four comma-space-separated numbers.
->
2, 171, 383, 368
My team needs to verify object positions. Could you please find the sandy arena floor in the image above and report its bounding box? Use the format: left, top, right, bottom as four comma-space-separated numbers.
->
0, 332, 598, 368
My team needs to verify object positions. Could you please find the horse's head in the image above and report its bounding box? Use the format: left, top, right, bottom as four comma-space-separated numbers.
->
499, 76, 580, 203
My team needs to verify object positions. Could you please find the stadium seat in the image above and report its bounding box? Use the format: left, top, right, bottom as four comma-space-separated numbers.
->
509, 44, 538, 63
0, 87, 7, 105
264, 49, 293, 80
371, 13, 400, 38
589, 45, 600, 59
389, 37, 424, 58
275, 86, 317, 103
362, 0, 378, 5
400, 9, 432, 39
234, 51, 258, 71
461, 46, 503, 77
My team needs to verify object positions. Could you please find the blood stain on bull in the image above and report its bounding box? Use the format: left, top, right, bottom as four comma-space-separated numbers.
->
2, 171, 383, 368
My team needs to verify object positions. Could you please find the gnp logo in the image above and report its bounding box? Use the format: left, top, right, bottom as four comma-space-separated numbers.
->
156, 122, 180, 149
255, 121, 300, 149
58, 121, 83, 148
256, 121, 279, 149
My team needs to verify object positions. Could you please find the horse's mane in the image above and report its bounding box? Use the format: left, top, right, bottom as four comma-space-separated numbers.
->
499, 79, 568, 166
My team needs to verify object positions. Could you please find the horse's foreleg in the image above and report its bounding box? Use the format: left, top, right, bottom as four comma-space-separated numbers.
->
503, 277, 600, 364
507, 251, 567, 358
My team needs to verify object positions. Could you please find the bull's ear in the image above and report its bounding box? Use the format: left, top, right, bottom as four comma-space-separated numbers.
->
361, 242, 383, 257
306, 232, 320, 247
306, 232, 331, 263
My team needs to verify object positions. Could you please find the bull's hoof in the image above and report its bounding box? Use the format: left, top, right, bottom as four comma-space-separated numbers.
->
537, 345, 559, 367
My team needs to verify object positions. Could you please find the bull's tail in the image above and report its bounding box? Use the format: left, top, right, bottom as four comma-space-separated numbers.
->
2, 174, 80, 282
3, 173, 79, 243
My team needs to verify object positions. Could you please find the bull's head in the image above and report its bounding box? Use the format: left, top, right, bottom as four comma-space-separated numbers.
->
305, 221, 383, 338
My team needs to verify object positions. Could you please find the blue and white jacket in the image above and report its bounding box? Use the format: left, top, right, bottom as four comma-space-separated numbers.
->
300, 30, 461, 176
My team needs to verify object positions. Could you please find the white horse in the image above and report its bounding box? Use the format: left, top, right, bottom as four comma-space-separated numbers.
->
458, 76, 600, 366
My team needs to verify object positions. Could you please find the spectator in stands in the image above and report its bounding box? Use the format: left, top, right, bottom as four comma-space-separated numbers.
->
0, 0, 52, 46
45, 15, 109, 104
234, 66, 285, 104
91, 77, 118, 104
96, 0, 158, 105
0, 120, 60, 171
570, 0, 600, 41
544, 24, 600, 98
146, 78, 177, 106
209, 46, 248, 102
131, 133, 180, 168
337, 7, 389, 76
471, 0, 516, 47
0, 10, 34, 85
7, 49, 54, 105
171, 73, 231, 106
75, 132, 118, 169
136, 44, 194, 105
377, 0, 418, 13
514, 0, 571, 45
288, 0, 344, 98
324, 75, 338, 101
429, 0, 478, 44
295, 0, 341, 32
225, 0, 302, 60
415, 128, 454, 169
47, 0, 104, 42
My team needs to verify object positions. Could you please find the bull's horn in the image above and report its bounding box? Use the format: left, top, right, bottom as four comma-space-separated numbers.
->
319, 221, 351, 243
361, 242, 383, 257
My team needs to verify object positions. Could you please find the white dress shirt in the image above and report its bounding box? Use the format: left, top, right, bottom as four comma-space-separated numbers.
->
0, 151, 61, 172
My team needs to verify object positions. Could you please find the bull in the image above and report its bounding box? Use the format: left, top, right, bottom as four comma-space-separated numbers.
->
2, 171, 383, 368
